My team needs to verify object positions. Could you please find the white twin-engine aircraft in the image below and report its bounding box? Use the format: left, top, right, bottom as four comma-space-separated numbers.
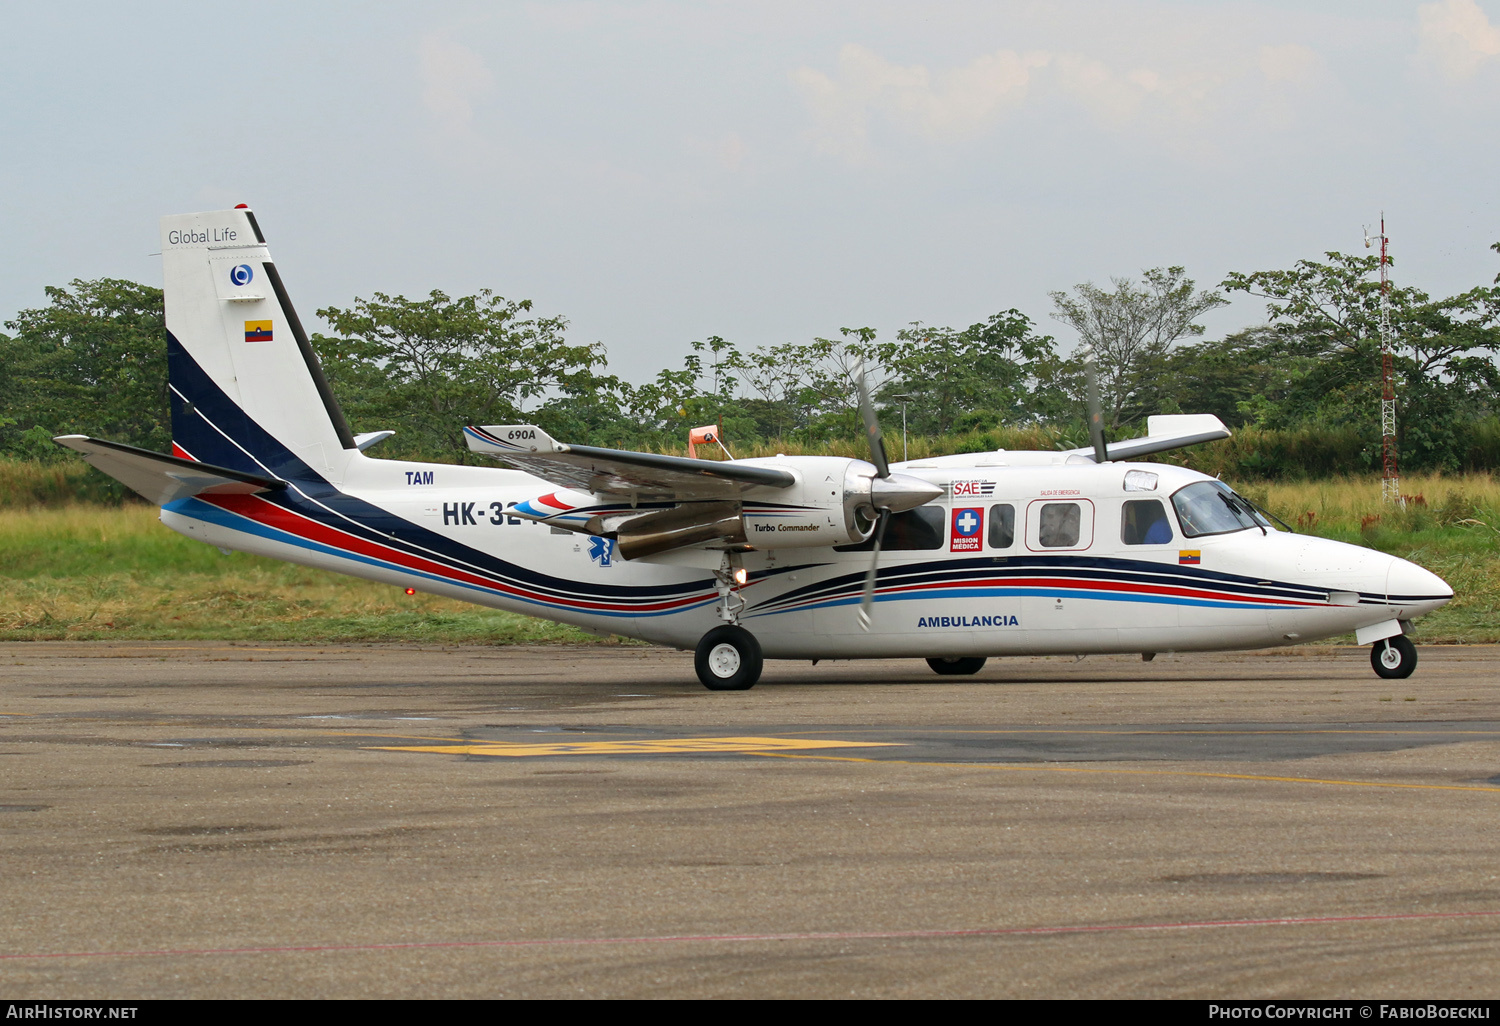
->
57, 208, 1452, 690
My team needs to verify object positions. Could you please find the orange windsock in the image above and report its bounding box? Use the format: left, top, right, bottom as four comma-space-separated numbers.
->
688, 425, 721, 459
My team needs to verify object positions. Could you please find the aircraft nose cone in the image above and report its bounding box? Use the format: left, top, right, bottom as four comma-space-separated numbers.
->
1386, 557, 1452, 607
870, 473, 944, 514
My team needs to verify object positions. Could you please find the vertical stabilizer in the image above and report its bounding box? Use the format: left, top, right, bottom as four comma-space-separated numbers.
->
162, 208, 356, 484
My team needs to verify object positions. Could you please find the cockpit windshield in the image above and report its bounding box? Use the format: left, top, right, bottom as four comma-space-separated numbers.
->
1170, 481, 1271, 538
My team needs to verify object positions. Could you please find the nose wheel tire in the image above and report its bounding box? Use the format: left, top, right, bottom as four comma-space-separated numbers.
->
1370, 635, 1417, 679
695, 625, 763, 691
926, 656, 987, 676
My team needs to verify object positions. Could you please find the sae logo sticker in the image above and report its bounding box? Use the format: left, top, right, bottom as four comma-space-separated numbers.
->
587, 536, 614, 567
950, 507, 983, 551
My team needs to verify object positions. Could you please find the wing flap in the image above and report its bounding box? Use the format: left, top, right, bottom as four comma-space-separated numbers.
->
53, 435, 288, 506
464, 425, 794, 500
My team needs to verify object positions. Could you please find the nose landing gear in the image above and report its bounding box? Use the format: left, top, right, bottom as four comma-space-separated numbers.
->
1370, 635, 1417, 679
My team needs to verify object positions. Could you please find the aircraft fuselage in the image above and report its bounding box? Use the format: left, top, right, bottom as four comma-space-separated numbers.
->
158, 451, 1450, 661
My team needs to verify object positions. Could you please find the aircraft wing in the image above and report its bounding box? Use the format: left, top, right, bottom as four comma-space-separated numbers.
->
1067, 414, 1231, 463
53, 435, 288, 506
464, 425, 795, 500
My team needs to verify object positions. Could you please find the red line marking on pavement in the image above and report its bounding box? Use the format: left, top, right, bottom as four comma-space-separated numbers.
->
6, 909, 1500, 963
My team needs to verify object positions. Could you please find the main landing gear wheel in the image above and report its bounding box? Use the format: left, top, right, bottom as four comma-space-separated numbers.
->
695, 625, 763, 691
1370, 635, 1417, 679
926, 656, 987, 676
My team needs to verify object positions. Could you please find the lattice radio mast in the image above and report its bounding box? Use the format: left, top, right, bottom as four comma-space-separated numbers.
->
1365, 214, 1400, 505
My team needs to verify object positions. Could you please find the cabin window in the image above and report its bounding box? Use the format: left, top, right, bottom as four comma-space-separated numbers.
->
834, 505, 945, 551
1037, 502, 1081, 547
1171, 481, 1261, 538
988, 504, 1015, 549
1025, 498, 1094, 551
1121, 499, 1173, 545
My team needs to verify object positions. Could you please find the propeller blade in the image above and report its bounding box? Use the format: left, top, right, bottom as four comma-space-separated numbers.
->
1084, 348, 1108, 464
856, 360, 891, 479
857, 508, 891, 632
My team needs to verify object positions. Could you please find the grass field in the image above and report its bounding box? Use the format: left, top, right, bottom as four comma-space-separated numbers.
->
1, 472, 1496, 644
0, 505, 599, 644
1246, 474, 1500, 643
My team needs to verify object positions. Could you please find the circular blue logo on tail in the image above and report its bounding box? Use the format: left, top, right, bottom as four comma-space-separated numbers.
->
229, 264, 254, 286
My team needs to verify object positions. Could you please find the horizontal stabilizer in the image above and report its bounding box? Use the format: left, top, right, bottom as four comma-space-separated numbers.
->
1066, 414, 1231, 463
464, 425, 794, 500
53, 435, 287, 506
353, 430, 395, 452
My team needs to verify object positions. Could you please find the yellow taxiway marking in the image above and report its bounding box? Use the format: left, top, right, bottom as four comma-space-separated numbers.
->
367, 736, 903, 758
757, 753, 1500, 794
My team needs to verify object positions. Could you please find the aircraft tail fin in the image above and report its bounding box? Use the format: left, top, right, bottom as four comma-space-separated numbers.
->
161, 208, 357, 486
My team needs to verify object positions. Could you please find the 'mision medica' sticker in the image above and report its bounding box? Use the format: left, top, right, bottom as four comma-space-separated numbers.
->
951, 507, 983, 551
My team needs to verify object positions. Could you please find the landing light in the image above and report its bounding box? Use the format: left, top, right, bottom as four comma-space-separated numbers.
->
733, 568, 748, 586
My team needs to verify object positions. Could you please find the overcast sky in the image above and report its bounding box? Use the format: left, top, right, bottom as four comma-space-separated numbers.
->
2, 1, 1497, 380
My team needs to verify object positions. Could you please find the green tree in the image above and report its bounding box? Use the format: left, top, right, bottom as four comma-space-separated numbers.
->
0, 279, 168, 458
1049, 267, 1228, 430
1222, 245, 1500, 470
705, 329, 881, 445
875, 311, 1056, 435
1154, 326, 1311, 428
313, 290, 602, 461
726, 339, 820, 440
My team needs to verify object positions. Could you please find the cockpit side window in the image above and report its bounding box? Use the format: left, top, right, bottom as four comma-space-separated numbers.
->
1122, 499, 1173, 545
1170, 482, 1260, 538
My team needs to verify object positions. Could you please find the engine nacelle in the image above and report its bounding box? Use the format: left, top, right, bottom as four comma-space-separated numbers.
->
736, 457, 870, 548
614, 501, 745, 561
735, 456, 941, 550
575, 457, 943, 560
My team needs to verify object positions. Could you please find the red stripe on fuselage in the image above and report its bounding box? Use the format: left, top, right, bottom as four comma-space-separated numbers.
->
201, 493, 709, 614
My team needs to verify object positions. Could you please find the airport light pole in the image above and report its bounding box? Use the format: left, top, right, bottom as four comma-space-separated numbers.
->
891, 394, 916, 462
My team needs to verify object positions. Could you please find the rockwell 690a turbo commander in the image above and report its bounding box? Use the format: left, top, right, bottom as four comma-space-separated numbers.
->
57, 208, 1451, 689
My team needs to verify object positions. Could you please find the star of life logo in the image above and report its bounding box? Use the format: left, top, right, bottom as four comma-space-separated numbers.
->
950, 507, 983, 551
587, 536, 613, 567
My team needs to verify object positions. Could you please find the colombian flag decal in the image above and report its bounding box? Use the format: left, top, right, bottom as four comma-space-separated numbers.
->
244, 320, 273, 343
1179, 550, 1201, 565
